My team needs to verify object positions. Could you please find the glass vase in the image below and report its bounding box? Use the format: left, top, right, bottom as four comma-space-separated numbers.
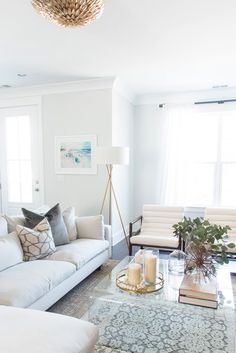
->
168, 250, 186, 274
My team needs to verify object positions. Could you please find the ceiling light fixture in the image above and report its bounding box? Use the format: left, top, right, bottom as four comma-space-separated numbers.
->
31, 0, 104, 27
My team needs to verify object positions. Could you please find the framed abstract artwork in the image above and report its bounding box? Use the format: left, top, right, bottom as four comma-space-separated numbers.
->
55, 135, 97, 174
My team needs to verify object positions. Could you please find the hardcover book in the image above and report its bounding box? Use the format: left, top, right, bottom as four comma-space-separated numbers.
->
179, 274, 218, 302
179, 295, 218, 309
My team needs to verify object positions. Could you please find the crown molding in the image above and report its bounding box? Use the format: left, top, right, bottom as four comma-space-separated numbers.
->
113, 78, 136, 105
0, 77, 116, 100
0, 96, 42, 109
134, 87, 236, 106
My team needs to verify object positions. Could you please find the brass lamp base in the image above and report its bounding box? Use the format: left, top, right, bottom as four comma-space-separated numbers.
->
100, 164, 129, 249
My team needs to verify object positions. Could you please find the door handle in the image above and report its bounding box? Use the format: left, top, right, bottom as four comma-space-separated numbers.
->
35, 180, 40, 192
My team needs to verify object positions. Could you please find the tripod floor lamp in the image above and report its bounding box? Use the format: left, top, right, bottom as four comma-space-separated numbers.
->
95, 146, 130, 249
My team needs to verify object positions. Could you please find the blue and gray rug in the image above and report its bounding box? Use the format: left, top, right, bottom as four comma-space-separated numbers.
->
90, 299, 235, 353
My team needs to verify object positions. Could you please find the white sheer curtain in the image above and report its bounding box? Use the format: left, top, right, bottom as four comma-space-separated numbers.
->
157, 104, 196, 205
158, 102, 236, 207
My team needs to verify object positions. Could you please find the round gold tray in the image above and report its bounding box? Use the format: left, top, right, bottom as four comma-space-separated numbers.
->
116, 268, 164, 294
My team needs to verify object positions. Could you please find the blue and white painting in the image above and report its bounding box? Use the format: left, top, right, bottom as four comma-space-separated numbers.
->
55, 135, 97, 174
60, 141, 92, 168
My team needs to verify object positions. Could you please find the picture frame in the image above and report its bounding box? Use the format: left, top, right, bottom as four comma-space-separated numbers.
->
55, 135, 97, 174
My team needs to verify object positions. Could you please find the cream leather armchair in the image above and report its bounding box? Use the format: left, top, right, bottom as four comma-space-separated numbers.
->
205, 207, 236, 255
129, 205, 184, 255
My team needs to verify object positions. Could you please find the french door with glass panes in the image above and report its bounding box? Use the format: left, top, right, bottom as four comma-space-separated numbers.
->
0, 105, 44, 215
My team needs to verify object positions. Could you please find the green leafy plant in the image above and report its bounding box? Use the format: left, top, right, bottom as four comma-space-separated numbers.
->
173, 217, 235, 276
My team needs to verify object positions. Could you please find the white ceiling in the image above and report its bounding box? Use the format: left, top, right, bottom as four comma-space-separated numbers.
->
1, 0, 236, 96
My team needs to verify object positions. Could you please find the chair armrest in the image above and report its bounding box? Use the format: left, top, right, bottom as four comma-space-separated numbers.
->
104, 225, 112, 258
129, 215, 143, 239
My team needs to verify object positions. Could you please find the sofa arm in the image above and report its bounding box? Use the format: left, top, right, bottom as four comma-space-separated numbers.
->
104, 224, 112, 258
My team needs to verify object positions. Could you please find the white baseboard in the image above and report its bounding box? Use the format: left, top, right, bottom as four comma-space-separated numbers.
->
112, 226, 129, 246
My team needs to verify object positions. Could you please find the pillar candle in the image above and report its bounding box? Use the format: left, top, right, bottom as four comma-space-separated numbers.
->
144, 254, 157, 283
128, 263, 142, 286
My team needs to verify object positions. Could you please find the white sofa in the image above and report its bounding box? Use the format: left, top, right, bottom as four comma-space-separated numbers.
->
0, 305, 98, 353
0, 215, 112, 310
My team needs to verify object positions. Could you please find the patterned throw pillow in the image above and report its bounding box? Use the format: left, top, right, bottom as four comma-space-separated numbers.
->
16, 218, 56, 261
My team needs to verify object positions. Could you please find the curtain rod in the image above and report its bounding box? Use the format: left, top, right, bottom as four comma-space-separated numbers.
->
158, 99, 236, 108
194, 99, 236, 105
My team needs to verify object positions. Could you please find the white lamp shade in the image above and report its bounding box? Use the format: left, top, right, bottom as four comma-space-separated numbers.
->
95, 146, 129, 165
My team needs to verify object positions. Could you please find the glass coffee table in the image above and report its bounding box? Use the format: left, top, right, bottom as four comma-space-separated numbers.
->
91, 256, 235, 308
89, 257, 236, 353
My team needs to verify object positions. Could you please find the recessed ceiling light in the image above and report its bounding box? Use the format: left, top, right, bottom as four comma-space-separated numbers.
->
212, 84, 228, 89
0, 84, 11, 88
17, 73, 27, 78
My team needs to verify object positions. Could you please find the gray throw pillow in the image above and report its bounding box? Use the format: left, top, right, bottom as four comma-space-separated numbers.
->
22, 204, 69, 246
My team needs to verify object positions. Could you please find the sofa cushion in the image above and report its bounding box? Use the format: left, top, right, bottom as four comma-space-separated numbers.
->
17, 218, 56, 261
3, 215, 25, 233
63, 207, 77, 241
0, 216, 8, 237
45, 238, 109, 269
76, 215, 104, 240
0, 260, 76, 307
0, 232, 23, 272
22, 204, 70, 246
0, 305, 98, 353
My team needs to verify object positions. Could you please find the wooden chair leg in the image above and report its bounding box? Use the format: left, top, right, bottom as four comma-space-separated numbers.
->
182, 240, 186, 252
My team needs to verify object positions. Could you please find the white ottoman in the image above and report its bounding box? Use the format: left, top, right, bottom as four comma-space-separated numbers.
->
0, 305, 98, 353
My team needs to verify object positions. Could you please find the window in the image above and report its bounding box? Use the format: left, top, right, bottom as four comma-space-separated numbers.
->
163, 105, 236, 207
5, 115, 32, 203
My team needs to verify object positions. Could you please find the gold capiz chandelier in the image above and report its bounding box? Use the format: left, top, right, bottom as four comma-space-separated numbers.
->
31, 0, 104, 27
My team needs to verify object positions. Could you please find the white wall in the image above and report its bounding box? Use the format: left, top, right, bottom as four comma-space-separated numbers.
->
111, 88, 134, 244
42, 88, 112, 216
0, 79, 136, 244
133, 104, 160, 216
42, 83, 135, 239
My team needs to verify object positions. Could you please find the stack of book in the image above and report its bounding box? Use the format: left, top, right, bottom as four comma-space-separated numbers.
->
179, 274, 218, 309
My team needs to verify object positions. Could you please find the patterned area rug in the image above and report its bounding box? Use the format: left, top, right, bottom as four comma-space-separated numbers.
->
90, 300, 235, 353
48, 261, 236, 353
